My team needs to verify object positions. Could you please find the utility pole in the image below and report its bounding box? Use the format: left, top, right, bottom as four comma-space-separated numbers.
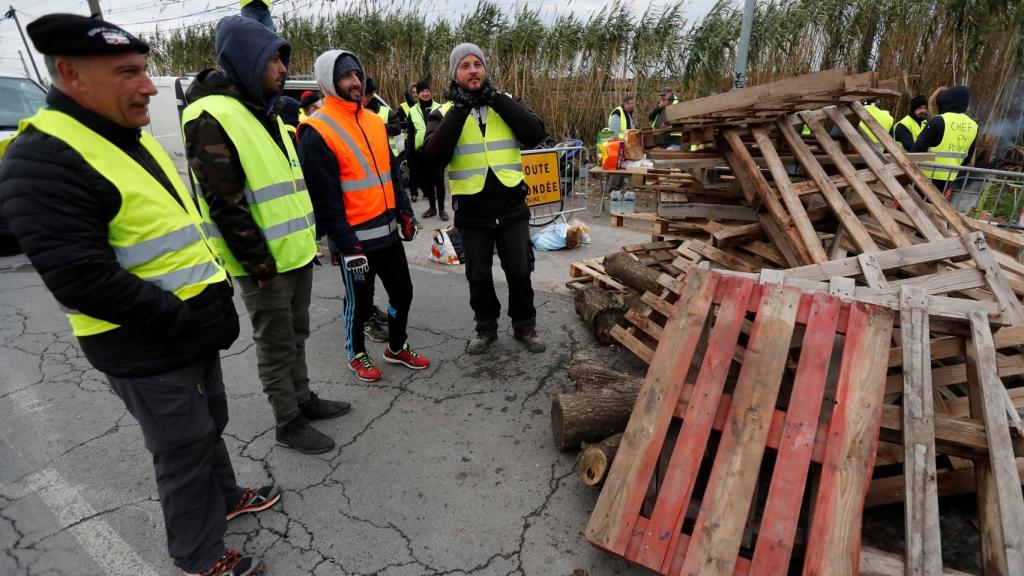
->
87, 0, 102, 18
18, 50, 31, 79
733, 0, 755, 89
7, 6, 44, 85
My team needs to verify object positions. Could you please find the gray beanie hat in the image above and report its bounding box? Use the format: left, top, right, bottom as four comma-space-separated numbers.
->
449, 42, 485, 79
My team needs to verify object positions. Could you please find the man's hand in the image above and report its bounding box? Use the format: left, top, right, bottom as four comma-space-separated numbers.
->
399, 213, 418, 242
659, 97, 669, 109
343, 253, 369, 276
479, 80, 498, 105
449, 84, 479, 110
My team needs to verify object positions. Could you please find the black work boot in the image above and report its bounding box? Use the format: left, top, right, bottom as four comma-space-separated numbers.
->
422, 206, 437, 219
514, 331, 546, 353
275, 415, 334, 455
298, 391, 351, 420
467, 332, 497, 355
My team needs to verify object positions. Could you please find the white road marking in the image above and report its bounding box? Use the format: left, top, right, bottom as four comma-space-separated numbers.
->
25, 469, 161, 576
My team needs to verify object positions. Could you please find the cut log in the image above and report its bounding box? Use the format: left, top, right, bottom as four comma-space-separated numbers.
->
551, 390, 637, 450
574, 285, 624, 346
568, 355, 643, 394
579, 433, 623, 486
603, 252, 663, 295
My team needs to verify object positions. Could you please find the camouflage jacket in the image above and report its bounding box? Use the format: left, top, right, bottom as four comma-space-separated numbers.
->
183, 69, 289, 281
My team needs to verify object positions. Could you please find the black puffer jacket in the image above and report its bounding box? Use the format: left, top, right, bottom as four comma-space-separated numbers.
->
0, 88, 239, 378
421, 86, 546, 228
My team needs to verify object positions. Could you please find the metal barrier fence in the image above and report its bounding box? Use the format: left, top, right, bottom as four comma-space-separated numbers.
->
918, 163, 1024, 228
523, 145, 590, 226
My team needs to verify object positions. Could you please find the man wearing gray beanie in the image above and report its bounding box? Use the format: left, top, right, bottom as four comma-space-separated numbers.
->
422, 43, 548, 355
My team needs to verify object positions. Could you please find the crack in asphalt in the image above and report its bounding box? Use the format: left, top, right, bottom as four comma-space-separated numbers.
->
0, 267, 601, 575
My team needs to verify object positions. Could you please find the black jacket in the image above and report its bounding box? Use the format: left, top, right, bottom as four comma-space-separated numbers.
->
911, 86, 977, 164
422, 90, 546, 228
0, 88, 239, 377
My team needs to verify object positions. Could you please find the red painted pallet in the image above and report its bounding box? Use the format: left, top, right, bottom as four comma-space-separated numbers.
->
586, 269, 894, 575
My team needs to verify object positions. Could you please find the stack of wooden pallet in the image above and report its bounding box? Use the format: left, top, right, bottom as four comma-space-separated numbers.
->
562, 70, 1024, 574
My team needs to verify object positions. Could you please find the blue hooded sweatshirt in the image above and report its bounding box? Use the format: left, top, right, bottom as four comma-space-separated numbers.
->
215, 15, 290, 113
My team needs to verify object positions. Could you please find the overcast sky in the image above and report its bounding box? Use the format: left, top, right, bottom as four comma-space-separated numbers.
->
1, 0, 720, 81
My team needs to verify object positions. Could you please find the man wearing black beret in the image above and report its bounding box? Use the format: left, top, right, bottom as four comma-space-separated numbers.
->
0, 13, 276, 576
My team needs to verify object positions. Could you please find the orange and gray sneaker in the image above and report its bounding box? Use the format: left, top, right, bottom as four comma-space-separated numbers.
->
349, 352, 382, 382
186, 550, 263, 576
226, 485, 282, 522
383, 342, 431, 370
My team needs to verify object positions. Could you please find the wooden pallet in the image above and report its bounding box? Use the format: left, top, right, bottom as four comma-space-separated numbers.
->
587, 269, 894, 574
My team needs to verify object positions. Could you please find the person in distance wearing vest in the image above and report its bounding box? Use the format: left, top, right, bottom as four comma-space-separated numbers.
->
239, 0, 273, 31
606, 95, 636, 196
912, 85, 978, 198
894, 94, 928, 151
649, 86, 680, 148
423, 43, 547, 355
297, 49, 430, 383
408, 79, 449, 220
858, 98, 894, 151
183, 16, 351, 457
0, 14, 278, 576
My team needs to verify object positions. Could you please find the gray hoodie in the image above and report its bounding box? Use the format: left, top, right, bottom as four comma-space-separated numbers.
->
313, 49, 364, 101
215, 15, 290, 113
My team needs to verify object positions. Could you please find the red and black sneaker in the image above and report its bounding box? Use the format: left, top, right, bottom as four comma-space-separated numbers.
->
349, 352, 382, 382
383, 342, 431, 370
226, 485, 282, 522
185, 550, 263, 576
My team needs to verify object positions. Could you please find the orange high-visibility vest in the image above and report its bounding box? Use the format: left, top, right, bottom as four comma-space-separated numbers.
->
300, 97, 397, 240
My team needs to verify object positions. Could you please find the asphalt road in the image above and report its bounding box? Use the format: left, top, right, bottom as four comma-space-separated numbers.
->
0, 219, 652, 576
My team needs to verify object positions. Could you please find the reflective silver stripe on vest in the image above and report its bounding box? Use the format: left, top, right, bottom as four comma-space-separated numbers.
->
933, 151, 967, 159
341, 170, 392, 192
311, 111, 378, 183
263, 212, 314, 241
203, 222, 223, 239
146, 260, 222, 292
448, 167, 489, 180
491, 163, 523, 172
244, 179, 305, 205
454, 143, 486, 155
486, 139, 519, 152
114, 224, 201, 269
355, 222, 397, 241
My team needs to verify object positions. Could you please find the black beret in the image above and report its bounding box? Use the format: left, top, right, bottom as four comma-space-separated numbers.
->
27, 13, 149, 56
414, 79, 431, 92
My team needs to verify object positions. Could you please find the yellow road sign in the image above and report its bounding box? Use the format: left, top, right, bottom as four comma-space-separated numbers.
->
522, 151, 561, 207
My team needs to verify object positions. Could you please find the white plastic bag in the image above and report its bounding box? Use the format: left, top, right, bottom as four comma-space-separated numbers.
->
428, 228, 462, 265
531, 222, 570, 251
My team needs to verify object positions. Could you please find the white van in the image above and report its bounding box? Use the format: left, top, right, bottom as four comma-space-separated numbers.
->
146, 76, 322, 181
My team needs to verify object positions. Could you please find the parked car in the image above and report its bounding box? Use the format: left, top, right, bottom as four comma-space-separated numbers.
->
0, 75, 48, 239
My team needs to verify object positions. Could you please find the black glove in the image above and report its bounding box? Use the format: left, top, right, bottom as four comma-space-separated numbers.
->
447, 82, 479, 110
479, 80, 498, 105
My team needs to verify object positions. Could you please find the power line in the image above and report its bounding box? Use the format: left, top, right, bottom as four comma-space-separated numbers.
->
121, 0, 237, 26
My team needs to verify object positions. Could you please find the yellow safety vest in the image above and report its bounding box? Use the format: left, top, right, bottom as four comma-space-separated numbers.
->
608, 106, 630, 140
410, 101, 439, 150
240, 0, 270, 7
441, 102, 523, 196
181, 95, 317, 277
19, 108, 227, 337
895, 115, 925, 149
859, 104, 893, 151
0, 135, 13, 158
922, 112, 978, 182
375, 105, 399, 156
400, 101, 411, 116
